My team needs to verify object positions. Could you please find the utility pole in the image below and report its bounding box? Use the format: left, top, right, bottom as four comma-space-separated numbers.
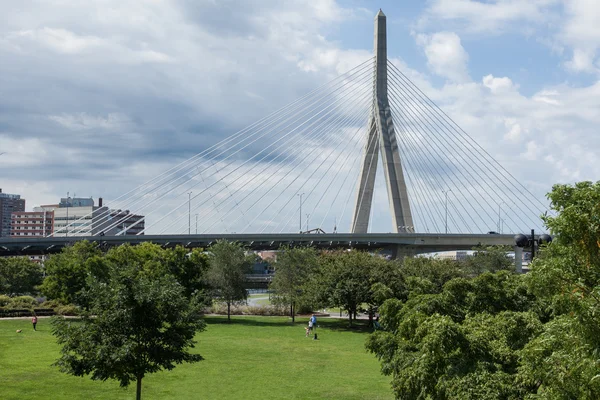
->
297, 193, 304, 233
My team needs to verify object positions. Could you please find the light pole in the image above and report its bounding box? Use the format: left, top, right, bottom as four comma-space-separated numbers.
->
297, 193, 304, 233
498, 201, 506, 233
195, 214, 198, 234
443, 189, 452, 234
66, 191, 69, 237
188, 192, 192, 235
306, 213, 310, 232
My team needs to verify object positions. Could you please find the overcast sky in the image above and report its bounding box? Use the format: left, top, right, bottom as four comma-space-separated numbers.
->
1, 0, 598, 234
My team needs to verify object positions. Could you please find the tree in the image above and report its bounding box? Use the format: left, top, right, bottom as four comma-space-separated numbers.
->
40, 241, 106, 307
520, 181, 600, 398
366, 270, 540, 399
460, 245, 514, 276
207, 240, 250, 321
104, 243, 211, 302
270, 246, 318, 322
314, 250, 379, 326
52, 257, 205, 400
0, 256, 43, 296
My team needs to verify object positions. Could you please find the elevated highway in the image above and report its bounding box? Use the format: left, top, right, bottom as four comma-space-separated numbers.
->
0, 232, 517, 258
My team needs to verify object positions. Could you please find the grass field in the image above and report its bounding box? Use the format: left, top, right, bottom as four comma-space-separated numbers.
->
0, 316, 392, 400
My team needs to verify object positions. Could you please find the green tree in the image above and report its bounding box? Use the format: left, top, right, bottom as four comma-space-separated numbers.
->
314, 250, 379, 325
104, 243, 211, 302
52, 258, 205, 400
40, 241, 106, 307
270, 246, 318, 322
366, 270, 539, 399
207, 240, 250, 321
0, 257, 43, 296
520, 181, 600, 399
460, 245, 514, 276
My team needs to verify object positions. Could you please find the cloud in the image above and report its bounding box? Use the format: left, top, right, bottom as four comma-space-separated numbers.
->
418, 0, 559, 34
416, 32, 470, 83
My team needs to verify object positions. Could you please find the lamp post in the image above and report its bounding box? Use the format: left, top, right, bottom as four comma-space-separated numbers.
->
443, 189, 452, 234
188, 192, 192, 235
195, 214, 198, 234
306, 214, 310, 232
498, 201, 506, 233
297, 193, 304, 233
66, 191, 69, 237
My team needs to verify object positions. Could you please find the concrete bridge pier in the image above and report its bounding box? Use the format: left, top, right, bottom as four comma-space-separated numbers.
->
392, 246, 416, 260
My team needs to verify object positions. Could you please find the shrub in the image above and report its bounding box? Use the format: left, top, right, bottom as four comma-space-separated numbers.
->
206, 302, 287, 316
54, 304, 80, 316
0, 294, 10, 308
9, 295, 38, 309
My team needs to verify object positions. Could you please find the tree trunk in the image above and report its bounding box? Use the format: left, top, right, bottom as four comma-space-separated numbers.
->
368, 307, 373, 327
348, 308, 352, 326
227, 301, 231, 321
136, 376, 142, 400
291, 303, 295, 323
353, 310, 357, 320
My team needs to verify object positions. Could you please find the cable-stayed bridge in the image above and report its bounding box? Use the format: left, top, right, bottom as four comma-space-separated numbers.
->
1, 10, 548, 260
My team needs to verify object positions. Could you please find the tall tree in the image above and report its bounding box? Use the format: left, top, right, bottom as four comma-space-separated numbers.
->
52, 255, 205, 400
270, 246, 318, 322
520, 181, 600, 398
315, 250, 378, 326
207, 240, 250, 321
0, 256, 43, 296
40, 241, 106, 307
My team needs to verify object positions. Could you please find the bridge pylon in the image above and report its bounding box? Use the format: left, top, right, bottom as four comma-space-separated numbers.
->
351, 9, 413, 233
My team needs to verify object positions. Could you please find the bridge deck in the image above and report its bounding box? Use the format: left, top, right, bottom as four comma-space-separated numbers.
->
0, 233, 517, 257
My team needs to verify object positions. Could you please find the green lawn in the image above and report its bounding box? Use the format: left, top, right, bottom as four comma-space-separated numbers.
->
0, 316, 392, 399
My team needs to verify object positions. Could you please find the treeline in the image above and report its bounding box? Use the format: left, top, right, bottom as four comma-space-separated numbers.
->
366, 181, 600, 399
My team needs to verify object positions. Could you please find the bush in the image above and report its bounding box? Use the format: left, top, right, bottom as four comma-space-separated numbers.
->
205, 302, 288, 316
0, 294, 10, 308
54, 304, 80, 316
9, 295, 38, 309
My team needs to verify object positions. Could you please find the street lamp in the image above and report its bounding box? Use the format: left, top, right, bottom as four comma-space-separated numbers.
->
443, 189, 452, 234
498, 201, 506, 233
296, 193, 304, 233
195, 214, 199, 234
188, 192, 192, 235
66, 191, 70, 237
306, 213, 310, 232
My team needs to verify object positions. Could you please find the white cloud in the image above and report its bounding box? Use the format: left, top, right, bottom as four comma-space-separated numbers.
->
416, 32, 470, 83
419, 0, 559, 34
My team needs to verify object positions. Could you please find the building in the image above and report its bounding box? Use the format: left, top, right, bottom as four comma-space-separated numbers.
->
10, 210, 54, 238
0, 189, 25, 237
50, 197, 145, 237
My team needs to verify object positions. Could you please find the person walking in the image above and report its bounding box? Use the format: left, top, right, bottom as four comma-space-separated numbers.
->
311, 314, 318, 340
32, 315, 38, 331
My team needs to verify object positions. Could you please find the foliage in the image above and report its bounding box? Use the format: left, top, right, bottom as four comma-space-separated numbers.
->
311, 250, 386, 325
269, 246, 319, 322
7, 295, 39, 310
519, 181, 600, 398
460, 245, 514, 276
0, 294, 10, 307
207, 240, 250, 321
40, 241, 106, 308
104, 243, 211, 303
0, 256, 44, 296
366, 271, 540, 399
52, 259, 205, 400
